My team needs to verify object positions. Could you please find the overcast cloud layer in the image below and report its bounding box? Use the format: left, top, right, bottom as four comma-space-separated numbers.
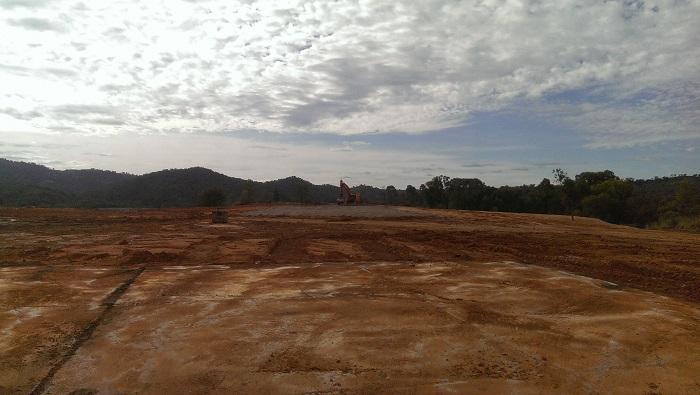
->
1, 0, 699, 185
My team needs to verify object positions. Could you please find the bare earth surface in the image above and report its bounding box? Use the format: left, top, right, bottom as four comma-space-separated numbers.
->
243, 205, 431, 218
1, 205, 699, 394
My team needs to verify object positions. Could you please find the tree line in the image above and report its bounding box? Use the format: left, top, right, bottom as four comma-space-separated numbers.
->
382, 170, 700, 231
2, 159, 698, 231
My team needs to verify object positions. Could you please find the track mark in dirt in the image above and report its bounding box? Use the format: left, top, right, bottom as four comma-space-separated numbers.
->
267, 236, 283, 256
29, 266, 146, 395
28, 266, 55, 281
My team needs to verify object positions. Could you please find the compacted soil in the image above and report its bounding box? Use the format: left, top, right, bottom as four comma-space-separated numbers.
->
1, 205, 699, 394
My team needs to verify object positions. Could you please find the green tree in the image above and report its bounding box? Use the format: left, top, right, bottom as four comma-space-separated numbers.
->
199, 188, 226, 207
446, 178, 489, 210
552, 168, 568, 185
385, 185, 398, 204
405, 185, 422, 206
667, 179, 700, 216
421, 175, 450, 208
574, 170, 618, 200
535, 178, 559, 213
657, 179, 700, 229
581, 179, 633, 223
239, 180, 255, 204
297, 183, 309, 203
575, 170, 617, 186
553, 168, 576, 220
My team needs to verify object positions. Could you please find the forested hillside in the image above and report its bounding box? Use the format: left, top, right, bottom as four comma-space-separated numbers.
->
0, 158, 136, 194
0, 159, 386, 207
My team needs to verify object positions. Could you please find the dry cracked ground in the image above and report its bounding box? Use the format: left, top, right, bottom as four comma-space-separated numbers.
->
1, 205, 699, 394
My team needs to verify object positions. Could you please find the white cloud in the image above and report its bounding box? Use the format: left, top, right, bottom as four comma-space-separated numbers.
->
7, 17, 64, 31
527, 82, 700, 148
0, 0, 698, 147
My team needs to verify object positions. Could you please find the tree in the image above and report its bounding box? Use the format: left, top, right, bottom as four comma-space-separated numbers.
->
405, 185, 422, 206
239, 180, 255, 204
574, 170, 618, 201
535, 178, 559, 213
199, 188, 226, 207
385, 185, 398, 204
297, 183, 309, 203
446, 178, 490, 210
581, 179, 633, 223
575, 170, 617, 187
421, 175, 450, 208
552, 168, 568, 185
657, 178, 700, 228
553, 169, 576, 220
667, 179, 700, 217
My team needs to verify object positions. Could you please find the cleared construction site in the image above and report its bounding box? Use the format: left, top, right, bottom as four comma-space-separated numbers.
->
1, 205, 699, 394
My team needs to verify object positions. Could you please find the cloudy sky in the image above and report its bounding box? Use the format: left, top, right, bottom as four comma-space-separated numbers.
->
1, 0, 698, 187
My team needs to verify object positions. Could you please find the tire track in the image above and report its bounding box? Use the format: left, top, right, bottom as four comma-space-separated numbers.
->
29, 265, 146, 395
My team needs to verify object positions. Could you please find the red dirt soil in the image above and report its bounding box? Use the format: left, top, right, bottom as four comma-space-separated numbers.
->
1, 205, 699, 394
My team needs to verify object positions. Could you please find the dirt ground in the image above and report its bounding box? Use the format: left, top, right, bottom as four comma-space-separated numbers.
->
1, 205, 699, 394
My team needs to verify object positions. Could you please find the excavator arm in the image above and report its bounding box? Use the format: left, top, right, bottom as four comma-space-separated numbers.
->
337, 180, 361, 205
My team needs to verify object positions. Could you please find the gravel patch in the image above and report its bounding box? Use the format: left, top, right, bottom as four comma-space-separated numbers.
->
242, 205, 431, 218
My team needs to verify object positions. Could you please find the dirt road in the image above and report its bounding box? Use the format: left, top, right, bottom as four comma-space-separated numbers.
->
1, 205, 699, 393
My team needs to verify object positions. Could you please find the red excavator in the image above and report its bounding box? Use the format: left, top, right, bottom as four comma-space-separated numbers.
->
337, 179, 361, 205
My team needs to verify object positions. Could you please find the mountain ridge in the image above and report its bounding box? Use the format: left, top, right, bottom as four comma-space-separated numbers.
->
0, 158, 385, 207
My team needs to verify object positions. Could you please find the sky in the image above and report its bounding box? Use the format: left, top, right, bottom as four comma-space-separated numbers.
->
1, 0, 699, 187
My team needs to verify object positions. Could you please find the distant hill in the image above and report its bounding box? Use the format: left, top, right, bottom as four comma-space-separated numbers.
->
0, 158, 135, 194
0, 158, 386, 207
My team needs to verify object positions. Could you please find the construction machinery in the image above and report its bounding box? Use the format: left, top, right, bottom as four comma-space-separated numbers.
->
211, 209, 229, 223
337, 179, 361, 205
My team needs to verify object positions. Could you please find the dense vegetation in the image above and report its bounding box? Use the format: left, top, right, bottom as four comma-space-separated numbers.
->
1, 158, 698, 230
395, 170, 700, 231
